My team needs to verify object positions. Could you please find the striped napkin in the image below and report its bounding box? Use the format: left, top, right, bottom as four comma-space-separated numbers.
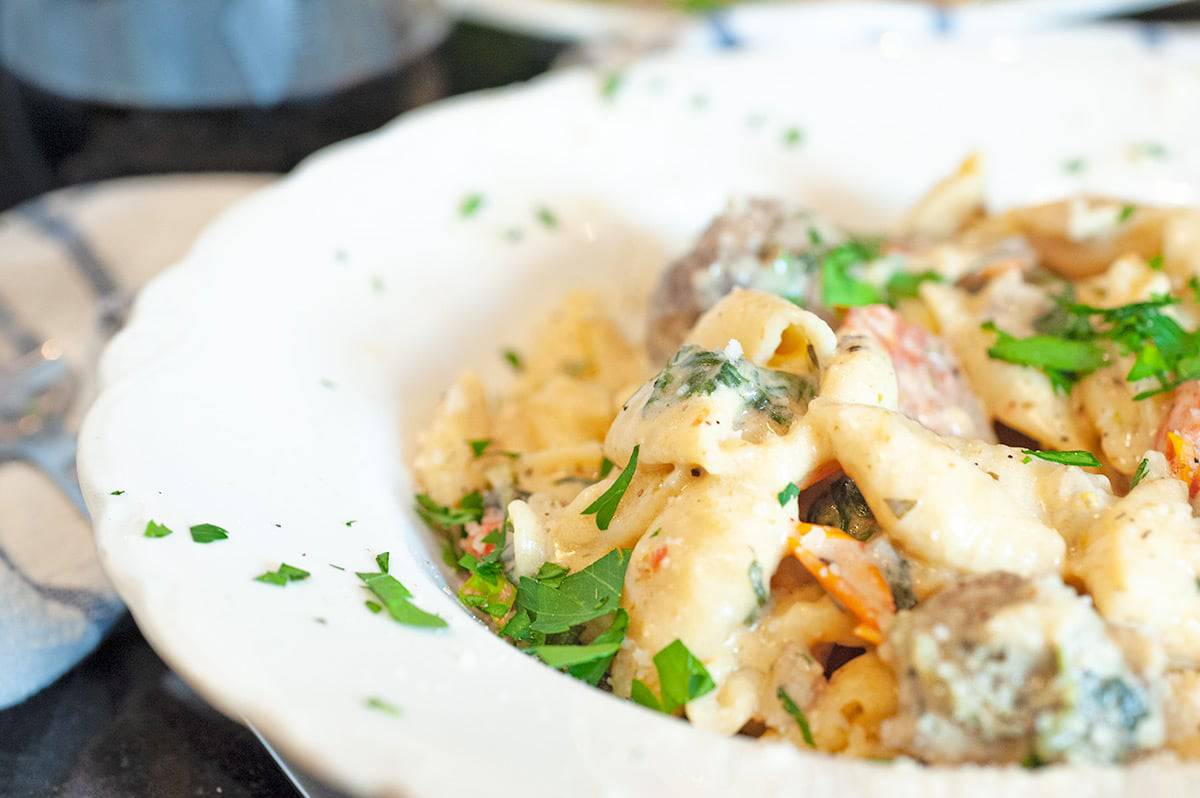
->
0, 174, 273, 708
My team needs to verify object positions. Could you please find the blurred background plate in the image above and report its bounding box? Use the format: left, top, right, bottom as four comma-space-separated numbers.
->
679, 1, 1200, 50
437, 0, 1189, 44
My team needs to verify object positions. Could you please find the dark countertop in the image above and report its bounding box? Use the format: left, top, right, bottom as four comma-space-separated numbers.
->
0, 615, 301, 798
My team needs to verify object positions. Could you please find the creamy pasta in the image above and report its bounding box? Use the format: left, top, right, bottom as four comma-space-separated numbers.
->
413, 162, 1200, 767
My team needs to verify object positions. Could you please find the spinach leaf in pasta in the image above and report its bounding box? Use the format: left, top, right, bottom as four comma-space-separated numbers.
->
805, 476, 880, 542
647, 346, 813, 432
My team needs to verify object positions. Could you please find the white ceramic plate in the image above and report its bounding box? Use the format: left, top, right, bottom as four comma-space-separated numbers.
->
439, 0, 1183, 46
81, 34, 1200, 798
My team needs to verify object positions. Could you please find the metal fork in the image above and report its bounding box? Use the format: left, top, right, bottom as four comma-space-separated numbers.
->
0, 296, 86, 515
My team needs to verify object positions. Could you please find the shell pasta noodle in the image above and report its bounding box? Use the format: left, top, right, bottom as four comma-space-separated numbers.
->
414, 161, 1200, 767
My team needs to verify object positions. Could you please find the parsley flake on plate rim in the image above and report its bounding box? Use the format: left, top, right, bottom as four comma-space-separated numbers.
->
143, 519, 173, 538
357, 563, 448, 629
255, 563, 310, 586
189, 523, 228, 543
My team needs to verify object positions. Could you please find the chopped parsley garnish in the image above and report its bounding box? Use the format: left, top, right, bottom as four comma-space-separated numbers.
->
1142, 142, 1169, 158
630, 679, 662, 710
482, 523, 505, 548
982, 321, 1105, 393
502, 349, 523, 371
469, 438, 492, 458
534, 562, 570, 588
345, 520, 356, 527
777, 482, 800, 506
581, 445, 639, 531
599, 71, 623, 100
569, 609, 629, 685
359, 571, 447, 629
1148, 255, 1164, 271
458, 526, 515, 621
1190, 277, 1200, 303
532, 640, 622, 669
884, 270, 943, 301
189, 523, 228, 543
777, 687, 816, 748
1118, 204, 1136, 223
441, 540, 458, 568
531, 609, 629, 685
415, 492, 484, 530
514, 548, 631, 634
536, 207, 559, 229
365, 600, 381, 613
748, 561, 768, 606
1033, 291, 1096, 340
1130, 458, 1150, 489
1079, 296, 1200, 398
648, 528, 661, 538
783, 126, 805, 148
459, 193, 484, 218
144, 520, 173, 538
1021, 751, 1046, 769
1021, 449, 1102, 468
821, 240, 882, 308
110, 490, 125, 496
365, 696, 402, 717
598, 457, 615, 480
631, 639, 716, 714
376, 552, 390, 573
255, 563, 310, 586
